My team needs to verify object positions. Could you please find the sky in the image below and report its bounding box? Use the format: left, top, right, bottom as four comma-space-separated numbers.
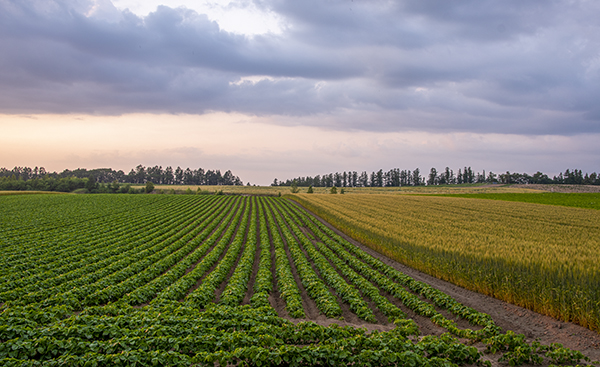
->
1, 0, 599, 185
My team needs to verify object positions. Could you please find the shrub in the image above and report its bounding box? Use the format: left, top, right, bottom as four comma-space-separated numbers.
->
145, 181, 155, 193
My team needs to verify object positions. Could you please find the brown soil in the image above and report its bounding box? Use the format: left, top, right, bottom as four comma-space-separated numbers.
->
291, 201, 600, 362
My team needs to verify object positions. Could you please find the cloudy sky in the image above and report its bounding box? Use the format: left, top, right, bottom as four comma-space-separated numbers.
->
1, 0, 599, 184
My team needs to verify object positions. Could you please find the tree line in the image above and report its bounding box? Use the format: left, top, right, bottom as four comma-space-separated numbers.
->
272, 167, 600, 187
0, 165, 243, 192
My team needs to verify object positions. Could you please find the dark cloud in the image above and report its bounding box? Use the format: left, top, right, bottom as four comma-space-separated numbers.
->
0, 0, 599, 135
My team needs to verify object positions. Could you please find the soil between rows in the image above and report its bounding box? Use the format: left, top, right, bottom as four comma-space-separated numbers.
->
289, 200, 600, 362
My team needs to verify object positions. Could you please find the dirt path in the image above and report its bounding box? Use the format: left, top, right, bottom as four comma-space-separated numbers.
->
291, 201, 600, 362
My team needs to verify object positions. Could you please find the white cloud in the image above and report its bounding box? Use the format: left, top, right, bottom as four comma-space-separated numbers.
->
110, 0, 284, 35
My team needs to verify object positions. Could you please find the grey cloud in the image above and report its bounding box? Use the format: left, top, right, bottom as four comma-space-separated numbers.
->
0, 0, 599, 135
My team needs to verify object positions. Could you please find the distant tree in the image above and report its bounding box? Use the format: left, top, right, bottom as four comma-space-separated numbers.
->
427, 168, 437, 186
307, 185, 314, 193
359, 171, 368, 187
145, 181, 155, 193
334, 173, 342, 187
110, 180, 120, 193
412, 168, 422, 186
164, 166, 174, 185
330, 186, 337, 194
135, 164, 146, 183
313, 175, 321, 187
376, 169, 383, 187
174, 166, 184, 185
85, 175, 97, 192
290, 180, 300, 193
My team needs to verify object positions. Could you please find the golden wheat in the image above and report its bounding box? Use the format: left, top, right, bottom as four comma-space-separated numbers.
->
291, 194, 600, 331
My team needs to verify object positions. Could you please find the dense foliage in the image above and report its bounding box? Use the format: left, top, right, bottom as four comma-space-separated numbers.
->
0, 164, 243, 193
0, 194, 592, 366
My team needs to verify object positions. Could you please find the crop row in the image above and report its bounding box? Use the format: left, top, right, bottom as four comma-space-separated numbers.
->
3, 301, 586, 367
3, 197, 219, 307
0, 195, 176, 270
151, 198, 244, 304
118, 196, 239, 305
280, 199, 407, 321
184, 198, 251, 308
0, 196, 194, 285
272, 199, 377, 322
263, 200, 305, 318
250, 200, 273, 308
266, 199, 342, 318
220, 197, 259, 306
0, 303, 488, 366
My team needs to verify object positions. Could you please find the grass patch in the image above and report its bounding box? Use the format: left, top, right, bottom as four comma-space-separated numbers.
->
428, 192, 600, 210
0, 191, 67, 196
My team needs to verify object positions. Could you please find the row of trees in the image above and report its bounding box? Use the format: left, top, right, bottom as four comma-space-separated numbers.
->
0, 165, 244, 187
273, 168, 600, 187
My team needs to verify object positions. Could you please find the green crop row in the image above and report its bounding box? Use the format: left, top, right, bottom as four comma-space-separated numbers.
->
250, 199, 274, 308
118, 196, 237, 305
220, 197, 259, 306
151, 198, 244, 304
266, 199, 342, 318
0, 195, 176, 275
273, 199, 376, 322
0, 303, 483, 367
84, 198, 235, 306
184, 198, 251, 308
4, 198, 215, 308
283, 198, 406, 322
263, 199, 305, 318
0, 196, 197, 288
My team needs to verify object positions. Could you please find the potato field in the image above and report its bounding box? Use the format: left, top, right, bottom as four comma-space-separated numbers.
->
0, 194, 595, 366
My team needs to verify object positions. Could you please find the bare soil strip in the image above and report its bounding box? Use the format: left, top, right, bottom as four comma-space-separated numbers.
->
290, 200, 600, 361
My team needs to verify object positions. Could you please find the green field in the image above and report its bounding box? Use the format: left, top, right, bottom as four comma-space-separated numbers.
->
0, 194, 593, 366
428, 192, 600, 210
0, 191, 66, 196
